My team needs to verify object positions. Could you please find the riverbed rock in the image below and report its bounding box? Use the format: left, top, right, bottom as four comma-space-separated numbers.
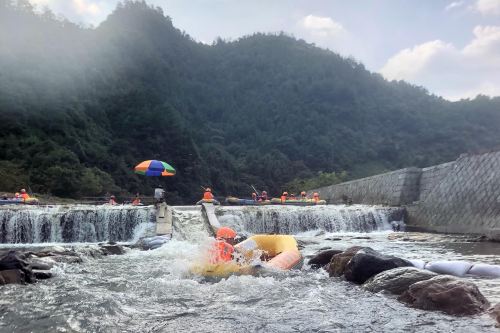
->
0, 269, 26, 284
363, 267, 437, 295
308, 249, 343, 269
398, 275, 490, 316
0, 251, 35, 283
100, 244, 125, 255
327, 246, 365, 277
29, 257, 55, 270
489, 303, 500, 327
33, 270, 53, 280
344, 248, 412, 284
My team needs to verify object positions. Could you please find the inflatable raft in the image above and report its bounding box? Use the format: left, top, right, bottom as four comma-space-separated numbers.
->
225, 197, 271, 206
196, 198, 220, 205
269, 198, 326, 206
191, 235, 302, 278
0, 198, 39, 205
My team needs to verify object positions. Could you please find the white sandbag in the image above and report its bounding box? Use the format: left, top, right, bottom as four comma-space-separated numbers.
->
468, 264, 500, 278
149, 243, 165, 250
409, 259, 426, 269
425, 261, 473, 277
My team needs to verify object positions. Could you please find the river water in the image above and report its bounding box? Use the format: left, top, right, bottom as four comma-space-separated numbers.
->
0, 204, 499, 332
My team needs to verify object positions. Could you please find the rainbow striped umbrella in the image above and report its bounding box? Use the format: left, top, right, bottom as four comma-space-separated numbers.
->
134, 160, 176, 177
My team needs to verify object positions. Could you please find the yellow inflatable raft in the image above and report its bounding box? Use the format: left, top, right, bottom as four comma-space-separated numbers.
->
191, 235, 302, 278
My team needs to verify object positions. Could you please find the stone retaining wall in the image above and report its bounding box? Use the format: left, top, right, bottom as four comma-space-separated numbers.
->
311, 151, 500, 236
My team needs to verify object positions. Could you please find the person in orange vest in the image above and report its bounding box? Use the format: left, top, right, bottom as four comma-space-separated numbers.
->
109, 195, 117, 205
132, 193, 141, 206
211, 227, 237, 263
280, 192, 288, 203
313, 192, 320, 202
203, 188, 214, 201
20, 189, 30, 201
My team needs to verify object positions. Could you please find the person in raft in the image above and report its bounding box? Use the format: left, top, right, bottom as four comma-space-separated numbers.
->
260, 191, 268, 201
203, 188, 214, 200
280, 192, 288, 203
300, 191, 307, 200
132, 193, 141, 206
313, 192, 320, 202
20, 189, 30, 202
109, 195, 117, 205
251, 192, 257, 201
210, 227, 237, 263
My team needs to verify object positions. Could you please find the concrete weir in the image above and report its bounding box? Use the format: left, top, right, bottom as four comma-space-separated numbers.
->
311, 150, 500, 237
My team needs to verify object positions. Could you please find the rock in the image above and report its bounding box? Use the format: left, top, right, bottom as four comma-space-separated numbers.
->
398, 275, 490, 316
0, 251, 35, 283
33, 270, 53, 280
489, 303, 500, 327
363, 267, 437, 295
308, 249, 343, 269
0, 269, 26, 284
351, 236, 371, 240
327, 246, 365, 277
344, 248, 412, 284
325, 237, 342, 241
29, 257, 55, 270
51, 255, 83, 264
100, 245, 125, 255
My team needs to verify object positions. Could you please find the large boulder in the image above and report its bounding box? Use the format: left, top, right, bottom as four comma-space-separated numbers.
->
398, 275, 490, 316
0, 251, 35, 284
327, 246, 365, 277
100, 244, 126, 255
344, 248, 412, 284
29, 257, 55, 270
308, 249, 343, 269
363, 267, 437, 295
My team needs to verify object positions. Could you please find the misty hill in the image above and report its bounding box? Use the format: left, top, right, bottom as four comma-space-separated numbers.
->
1, 0, 500, 203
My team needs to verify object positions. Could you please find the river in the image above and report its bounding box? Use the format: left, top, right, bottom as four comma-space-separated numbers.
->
0, 204, 499, 332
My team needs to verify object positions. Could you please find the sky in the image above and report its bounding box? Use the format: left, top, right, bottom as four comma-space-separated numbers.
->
28, 0, 500, 101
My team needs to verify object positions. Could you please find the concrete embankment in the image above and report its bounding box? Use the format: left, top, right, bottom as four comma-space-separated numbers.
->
311, 150, 500, 238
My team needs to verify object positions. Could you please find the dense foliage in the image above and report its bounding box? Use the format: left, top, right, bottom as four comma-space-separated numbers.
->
1, 0, 500, 203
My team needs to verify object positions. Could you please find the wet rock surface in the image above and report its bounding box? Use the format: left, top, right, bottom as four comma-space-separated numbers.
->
308, 249, 343, 269
0, 243, 127, 286
327, 246, 365, 277
344, 248, 412, 284
398, 275, 490, 316
363, 267, 437, 295
489, 303, 500, 327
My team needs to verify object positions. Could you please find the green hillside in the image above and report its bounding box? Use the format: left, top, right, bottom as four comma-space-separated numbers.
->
1, 0, 499, 203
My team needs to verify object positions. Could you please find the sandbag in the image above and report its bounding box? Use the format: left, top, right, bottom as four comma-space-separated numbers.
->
425, 261, 473, 277
468, 264, 500, 278
409, 259, 426, 269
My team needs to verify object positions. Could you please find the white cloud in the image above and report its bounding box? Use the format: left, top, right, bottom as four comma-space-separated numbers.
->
380, 25, 500, 100
476, 0, 500, 15
300, 15, 346, 37
445, 1, 465, 11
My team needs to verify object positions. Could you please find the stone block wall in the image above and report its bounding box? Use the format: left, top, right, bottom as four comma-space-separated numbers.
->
418, 162, 454, 202
311, 150, 500, 236
310, 167, 421, 206
408, 152, 500, 236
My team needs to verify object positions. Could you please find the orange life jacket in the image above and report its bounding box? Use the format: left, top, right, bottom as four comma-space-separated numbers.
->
280, 195, 287, 203
210, 240, 234, 263
21, 193, 30, 201
203, 191, 214, 200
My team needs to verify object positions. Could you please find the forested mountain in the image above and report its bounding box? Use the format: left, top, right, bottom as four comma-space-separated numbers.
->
1, 0, 500, 203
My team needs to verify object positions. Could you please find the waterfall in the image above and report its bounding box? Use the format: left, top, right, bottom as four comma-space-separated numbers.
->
0, 205, 155, 244
216, 205, 403, 234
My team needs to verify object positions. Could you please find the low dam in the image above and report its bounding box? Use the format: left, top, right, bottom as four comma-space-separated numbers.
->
0, 204, 402, 244
311, 150, 500, 237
